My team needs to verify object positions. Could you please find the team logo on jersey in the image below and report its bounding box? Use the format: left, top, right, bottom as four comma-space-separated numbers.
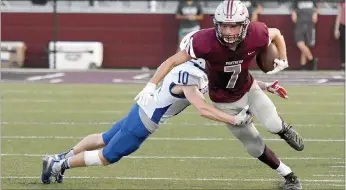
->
225, 60, 243, 66
248, 51, 255, 55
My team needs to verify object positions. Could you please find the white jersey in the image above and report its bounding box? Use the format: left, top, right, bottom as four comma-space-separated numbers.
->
139, 62, 208, 124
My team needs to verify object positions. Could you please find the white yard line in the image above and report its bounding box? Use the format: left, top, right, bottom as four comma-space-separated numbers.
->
1, 136, 344, 142
2, 98, 344, 106
132, 73, 151, 80
330, 184, 346, 187
0, 176, 344, 183
49, 79, 63, 83
1, 121, 344, 128
5, 109, 345, 116
26, 73, 65, 81
313, 175, 345, 177
2, 90, 344, 96
0, 153, 343, 160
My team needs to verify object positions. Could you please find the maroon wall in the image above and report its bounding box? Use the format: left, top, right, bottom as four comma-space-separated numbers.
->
1, 13, 341, 69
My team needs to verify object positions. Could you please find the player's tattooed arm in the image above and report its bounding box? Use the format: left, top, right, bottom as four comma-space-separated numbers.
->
149, 51, 192, 85
181, 85, 252, 125
268, 28, 287, 61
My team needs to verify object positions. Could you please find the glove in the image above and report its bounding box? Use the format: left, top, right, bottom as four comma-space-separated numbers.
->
266, 59, 288, 74
134, 82, 156, 105
231, 105, 254, 125
265, 80, 288, 99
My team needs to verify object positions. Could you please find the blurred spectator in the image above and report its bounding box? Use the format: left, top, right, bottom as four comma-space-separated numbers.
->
89, 0, 96, 7
334, 2, 345, 70
243, 1, 263, 22
175, 0, 203, 50
1, 1, 9, 7
291, 0, 319, 70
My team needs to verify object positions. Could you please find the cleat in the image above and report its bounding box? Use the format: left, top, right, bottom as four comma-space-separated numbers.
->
55, 169, 65, 183
284, 172, 302, 190
54, 149, 73, 161
41, 156, 56, 184
53, 152, 66, 161
52, 151, 68, 183
278, 122, 304, 151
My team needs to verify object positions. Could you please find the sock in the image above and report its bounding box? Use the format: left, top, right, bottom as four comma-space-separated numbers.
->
64, 149, 75, 159
62, 158, 71, 170
276, 161, 292, 177
52, 159, 70, 173
257, 145, 280, 169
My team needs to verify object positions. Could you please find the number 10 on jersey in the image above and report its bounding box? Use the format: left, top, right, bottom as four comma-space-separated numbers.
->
178, 70, 189, 85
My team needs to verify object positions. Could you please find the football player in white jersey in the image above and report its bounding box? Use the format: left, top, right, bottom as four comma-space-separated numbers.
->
41, 31, 288, 185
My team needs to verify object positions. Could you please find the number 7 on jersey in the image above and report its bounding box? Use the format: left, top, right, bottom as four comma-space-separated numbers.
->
224, 64, 241, 88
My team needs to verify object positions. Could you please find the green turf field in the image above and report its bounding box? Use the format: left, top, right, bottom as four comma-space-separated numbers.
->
1, 83, 345, 189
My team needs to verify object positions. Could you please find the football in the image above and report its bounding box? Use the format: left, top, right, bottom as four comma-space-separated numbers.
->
256, 43, 279, 73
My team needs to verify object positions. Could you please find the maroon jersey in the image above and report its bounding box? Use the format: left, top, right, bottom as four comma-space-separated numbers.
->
185, 22, 270, 103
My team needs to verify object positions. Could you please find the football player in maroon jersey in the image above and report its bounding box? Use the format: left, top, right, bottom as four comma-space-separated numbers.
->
136, 1, 303, 189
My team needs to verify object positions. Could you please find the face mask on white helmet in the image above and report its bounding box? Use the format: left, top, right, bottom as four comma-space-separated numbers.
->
213, 0, 250, 47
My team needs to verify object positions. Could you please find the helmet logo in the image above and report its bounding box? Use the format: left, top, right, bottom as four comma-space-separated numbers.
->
240, 6, 246, 15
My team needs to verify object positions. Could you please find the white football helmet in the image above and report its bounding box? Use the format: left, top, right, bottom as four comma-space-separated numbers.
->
179, 30, 206, 71
213, 0, 250, 46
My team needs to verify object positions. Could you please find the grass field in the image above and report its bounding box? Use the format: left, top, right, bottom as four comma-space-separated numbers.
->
0, 83, 345, 189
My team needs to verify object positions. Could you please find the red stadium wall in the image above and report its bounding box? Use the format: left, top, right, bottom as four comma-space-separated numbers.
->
1, 13, 341, 69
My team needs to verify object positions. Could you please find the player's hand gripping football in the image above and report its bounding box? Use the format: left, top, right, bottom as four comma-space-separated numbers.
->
232, 105, 254, 125
265, 80, 288, 99
134, 82, 156, 105
266, 59, 288, 74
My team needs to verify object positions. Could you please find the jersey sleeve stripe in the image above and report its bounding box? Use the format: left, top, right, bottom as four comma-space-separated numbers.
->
188, 38, 197, 58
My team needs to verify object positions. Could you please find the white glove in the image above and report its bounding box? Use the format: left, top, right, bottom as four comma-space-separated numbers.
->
266, 59, 288, 74
231, 105, 254, 125
265, 80, 288, 99
134, 82, 156, 105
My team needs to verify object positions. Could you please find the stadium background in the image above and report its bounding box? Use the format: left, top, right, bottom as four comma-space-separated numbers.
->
1, 0, 344, 70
